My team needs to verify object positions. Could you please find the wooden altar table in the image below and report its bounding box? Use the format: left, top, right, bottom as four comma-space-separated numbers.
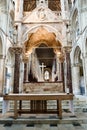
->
3, 93, 73, 119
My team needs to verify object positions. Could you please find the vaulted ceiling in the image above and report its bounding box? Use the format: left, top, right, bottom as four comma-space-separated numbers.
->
23, 0, 61, 11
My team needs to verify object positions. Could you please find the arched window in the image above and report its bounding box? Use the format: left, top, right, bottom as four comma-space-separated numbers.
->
44, 70, 49, 81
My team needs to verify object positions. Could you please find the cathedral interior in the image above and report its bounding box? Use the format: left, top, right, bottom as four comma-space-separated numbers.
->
0, 0, 87, 124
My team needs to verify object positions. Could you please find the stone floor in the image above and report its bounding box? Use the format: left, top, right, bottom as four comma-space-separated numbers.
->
0, 123, 87, 130
0, 110, 87, 130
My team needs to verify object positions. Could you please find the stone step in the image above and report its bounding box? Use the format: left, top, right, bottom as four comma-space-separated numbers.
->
0, 114, 87, 124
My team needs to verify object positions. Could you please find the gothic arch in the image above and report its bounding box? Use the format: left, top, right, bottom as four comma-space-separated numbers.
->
73, 46, 85, 95
71, 8, 79, 40
83, 28, 87, 55
74, 46, 81, 65
23, 27, 62, 60
0, 31, 4, 55
23, 24, 62, 44
0, 37, 2, 55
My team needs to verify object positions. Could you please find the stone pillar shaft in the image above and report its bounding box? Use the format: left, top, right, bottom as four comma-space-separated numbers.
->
72, 65, 80, 94
60, 0, 65, 19
24, 62, 29, 82
13, 53, 20, 93
10, 47, 22, 93
61, 62, 65, 92
0, 55, 5, 94
65, 48, 72, 93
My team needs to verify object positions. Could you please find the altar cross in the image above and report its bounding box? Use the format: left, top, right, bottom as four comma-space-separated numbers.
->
39, 62, 46, 80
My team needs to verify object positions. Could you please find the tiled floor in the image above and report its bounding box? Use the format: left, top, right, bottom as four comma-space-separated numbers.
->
0, 123, 87, 130
0, 110, 87, 130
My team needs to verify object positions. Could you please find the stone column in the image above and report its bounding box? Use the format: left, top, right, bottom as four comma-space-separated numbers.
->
60, 0, 65, 19
64, 47, 72, 93
57, 59, 60, 81
0, 55, 5, 94
15, 0, 23, 21
23, 62, 29, 82
82, 54, 87, 95
58, 55, 65, 92
71, 64, 80, 95
61, 62, 65, 92
10, 47, 22, 93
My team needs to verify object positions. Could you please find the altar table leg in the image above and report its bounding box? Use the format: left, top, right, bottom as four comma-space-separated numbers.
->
19, 100, 22, 115
69, 100, 74, 115
57, 100, 62, 119
14, 100, 18, 119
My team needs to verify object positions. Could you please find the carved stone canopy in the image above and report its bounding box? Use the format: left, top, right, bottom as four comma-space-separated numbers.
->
22, 27, 66, 64
24, 27, 61, 55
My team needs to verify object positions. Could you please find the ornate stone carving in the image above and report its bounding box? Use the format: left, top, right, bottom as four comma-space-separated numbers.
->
9, 46, 23, 54
37, 8, 46, 21
63, 46, 72, 53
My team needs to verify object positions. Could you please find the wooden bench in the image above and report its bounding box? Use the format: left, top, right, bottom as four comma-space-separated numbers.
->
3, 93, 73, 119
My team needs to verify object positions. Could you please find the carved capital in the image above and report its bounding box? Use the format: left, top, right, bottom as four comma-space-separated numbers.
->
57, 54, 65, 62
63, 46, 72, 53
22, 56, 29, 63
9, 46, 22, 54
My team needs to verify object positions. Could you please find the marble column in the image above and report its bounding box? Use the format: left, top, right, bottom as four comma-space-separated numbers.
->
24, 62, 29, 82
61, 62, 65, 92
64, 47, 72, 93
58, 55, 65, 92
10, 47, 22, 93
57, 59, 60, 81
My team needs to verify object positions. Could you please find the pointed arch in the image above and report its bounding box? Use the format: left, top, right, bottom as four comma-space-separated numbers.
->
74, 46, 81, 65
23, 27, 62, 60
0, 37, 2, 55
